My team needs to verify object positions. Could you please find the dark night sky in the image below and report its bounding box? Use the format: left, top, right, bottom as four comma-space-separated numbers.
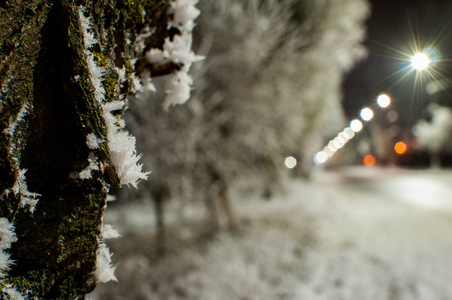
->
343, 0, 452, 137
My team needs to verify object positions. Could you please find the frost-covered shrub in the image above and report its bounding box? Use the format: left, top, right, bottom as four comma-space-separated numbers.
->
413, 104, 452, 165
125, 0, 369, 203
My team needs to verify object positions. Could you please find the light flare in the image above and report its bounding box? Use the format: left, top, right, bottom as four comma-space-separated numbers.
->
411, 53, 430, 71
377, 94, 391, 108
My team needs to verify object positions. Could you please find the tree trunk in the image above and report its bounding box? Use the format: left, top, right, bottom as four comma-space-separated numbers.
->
151, 183, 169, 256
0, 1, 171, 298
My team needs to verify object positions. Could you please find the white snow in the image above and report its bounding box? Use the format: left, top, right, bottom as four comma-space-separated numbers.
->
101, 224, 121, 240
86, 133, 100, 150
3, 284, 25, 300
0, 219, 24, 300
95, 242, 118, 283
413, 104, 452, 153
88, 167, 452, 300
78, 8, 105, 103
169, 0, 200, 31
96, 216, 121, 283
0, 74, 13, 102
102, 102, 149, 188
142, 0, 203, 109
3, 104, 29, 136
7, 169, 40, 213
78, 6, 150, 286
79, 6, 149, 188
79, 152, 99, 180
0, 218, 17, 274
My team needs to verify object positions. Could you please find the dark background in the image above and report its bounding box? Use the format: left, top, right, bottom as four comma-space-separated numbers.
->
343, 0, 452, 131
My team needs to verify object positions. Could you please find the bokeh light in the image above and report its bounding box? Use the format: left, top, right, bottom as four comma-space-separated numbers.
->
350, 119, 363, 132
344, 127, 355, 138
360, 108, 374, 121
411, 53, 430, 71
324, 147, 334, 157
328, 141, 338, 152
386, 110, 399, 123
363, 154, 376, 167
394, 141, 407, 155
377, 94, 391, 108
314, 151, 328, 164
284, 156, 297, 169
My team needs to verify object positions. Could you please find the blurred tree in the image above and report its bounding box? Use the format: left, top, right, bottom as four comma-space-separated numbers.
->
124, 0, 369, 248
413, 104, 452, 167
0, 0, 198, 298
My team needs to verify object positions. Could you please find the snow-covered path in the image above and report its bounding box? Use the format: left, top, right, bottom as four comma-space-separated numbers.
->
90, 167, 452, 300
296, 167, 452, 299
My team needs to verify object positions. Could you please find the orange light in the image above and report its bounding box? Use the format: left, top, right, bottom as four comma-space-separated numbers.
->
394, 141, 407, 155
363, 154, 376, 167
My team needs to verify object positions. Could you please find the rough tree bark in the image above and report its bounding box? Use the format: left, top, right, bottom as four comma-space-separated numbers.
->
0, 0, 173, 298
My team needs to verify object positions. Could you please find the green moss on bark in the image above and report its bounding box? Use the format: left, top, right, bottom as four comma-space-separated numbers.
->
0, 0, 172, 298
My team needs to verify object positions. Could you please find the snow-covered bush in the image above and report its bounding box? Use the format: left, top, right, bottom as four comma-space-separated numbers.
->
413, 104, 452, 166
122, 0, 370, 245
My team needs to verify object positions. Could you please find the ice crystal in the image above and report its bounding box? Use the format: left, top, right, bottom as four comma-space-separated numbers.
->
10, 169, 40, 213
101, 224, 121, 239
95, 221, 120, 283
143, 0, 202, 109
79, 153, 99, 180
0, 218, 17, 275
102, 102, 149, 187
3, 104, 29, 136
95, 242, 117, 283
86, 133, 100, 149
79, 7, 149, 188
3, 284, 25, 300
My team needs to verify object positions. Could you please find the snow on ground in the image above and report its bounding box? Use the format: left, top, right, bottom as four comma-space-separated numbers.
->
89, 167, 452, 300
295, 167, 452, 299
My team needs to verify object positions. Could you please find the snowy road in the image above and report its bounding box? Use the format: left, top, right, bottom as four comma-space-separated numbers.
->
296, 167, 452, 299
315, 167, 452, 210
91, 167, 452, 300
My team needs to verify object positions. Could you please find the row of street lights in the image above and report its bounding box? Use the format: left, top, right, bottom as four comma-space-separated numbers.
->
312, 51, 432, 166
283, 51, 432, 169
313, 94, 392, 165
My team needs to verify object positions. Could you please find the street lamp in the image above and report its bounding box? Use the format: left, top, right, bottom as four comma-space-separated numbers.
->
360, 108, 374, 121
377, 94, 391, 108
411, 53, 430, 71
314, 151, 328, 164
350, 119, 363, 132
284, 156, 297, 169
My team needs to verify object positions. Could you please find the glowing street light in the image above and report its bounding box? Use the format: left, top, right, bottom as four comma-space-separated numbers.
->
350, 119, 363, 132
343, 127, 355, 138
328, 140, 338, 152
360, 107, 374, 121
394, 141, 407, 155
363, 154, 376, 167
377, 94, 391, 108
284, 156, 297, 169
411, 53, 430, 71
314, 151, 328, 164
324, 146, 334, 157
